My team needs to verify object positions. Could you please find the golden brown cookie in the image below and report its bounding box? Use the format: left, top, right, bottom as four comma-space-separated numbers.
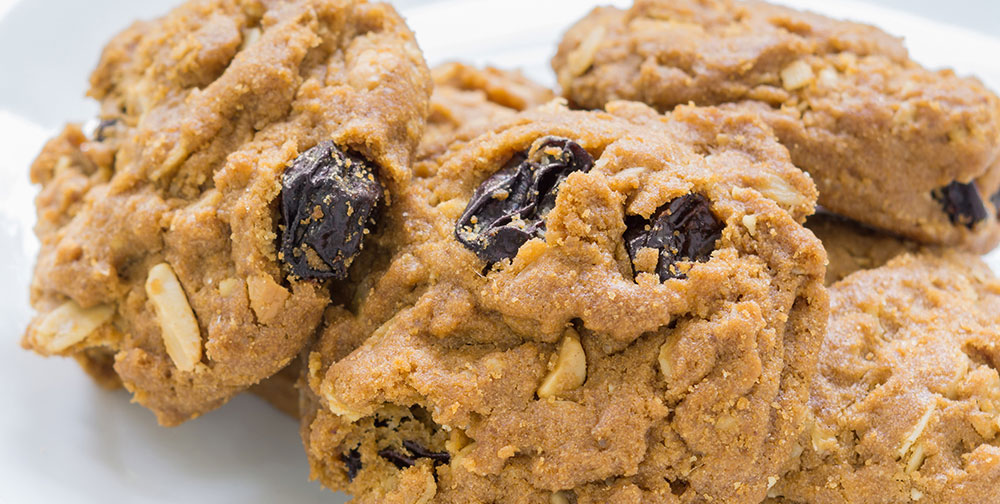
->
301, 101, 828, 503
22, 0, 431, 426
553, 0, 1000, 252
769, 252, 1000, 503
806, 213, 928, 286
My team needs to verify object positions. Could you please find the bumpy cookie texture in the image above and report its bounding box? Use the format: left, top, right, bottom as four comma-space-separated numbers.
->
806, 213, 928, 286
419, 63, 556, 161
768, 252, 1000, 504
22, 0, 431, 426
302, 101, 828, 503
553, 0, 1000, 252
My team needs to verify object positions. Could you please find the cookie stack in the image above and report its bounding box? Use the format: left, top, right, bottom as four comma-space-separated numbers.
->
21, 0, 1000, 503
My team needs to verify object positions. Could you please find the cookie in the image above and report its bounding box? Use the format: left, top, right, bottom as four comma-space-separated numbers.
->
250, 64, 549, 422
768, 252, 1000, 503
301, 101, 828, 503
419, 62, 555, 161
806, 213, 927, 286
22, 0, 431, 426
553, 0, 1000, 252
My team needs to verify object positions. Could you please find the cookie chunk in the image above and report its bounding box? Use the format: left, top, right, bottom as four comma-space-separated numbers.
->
769, 252, 1000, 503
806, 213, 928, 286
301, 101, 828, 503
553, 0, 1000, 252
22, 0, 431, 426
419, 63, 555, 161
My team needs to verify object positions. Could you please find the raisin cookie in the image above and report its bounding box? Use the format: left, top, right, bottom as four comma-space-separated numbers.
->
768, 252, 1000, 503
301, 101, 828, 503
22, 0, 431, 426
553, 0, 1000, 252
248, 65, 550, 420
806, 213, 928, 286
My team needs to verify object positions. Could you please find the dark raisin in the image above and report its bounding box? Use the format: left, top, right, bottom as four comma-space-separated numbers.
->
455, 137, 594, 266
669, 479, 689, 497
932, 181, 988, 229
94, 118, 118, 142
991, 190, 1000, 219
624, 193, 723, 281
378, 441, 451, 470
403, 440, 451, 464
280, 141, 383, 279
378, 448, 416, 469
341, 448, 362, 481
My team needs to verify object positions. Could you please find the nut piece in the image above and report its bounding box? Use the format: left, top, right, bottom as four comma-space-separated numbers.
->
240, 27, 261, 50
757, 173, 806, 210
817, 67, 839, 87
446, 429, 472, 454
781, 60, 814, 90
145, 263, 202, 372
658, 333, 680, 380
810, 424, 838, 454
742, 214, 758, 236
898, 404, 936, 458
566, 25, 607, 78
33, 300, 114, 353
538, 328, 587, 399
247, 275, 290, 325
906, 442, 927, 473
217, 278, 243, 297
323, 393, 366, 422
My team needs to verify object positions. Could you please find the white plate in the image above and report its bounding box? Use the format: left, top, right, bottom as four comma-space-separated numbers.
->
1, 1, 998, 503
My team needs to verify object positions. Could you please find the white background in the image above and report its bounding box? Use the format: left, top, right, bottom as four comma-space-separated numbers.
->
0, 1, 998, 503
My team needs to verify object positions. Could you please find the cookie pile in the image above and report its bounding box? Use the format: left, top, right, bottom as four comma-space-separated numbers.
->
21, 0, 1000, 503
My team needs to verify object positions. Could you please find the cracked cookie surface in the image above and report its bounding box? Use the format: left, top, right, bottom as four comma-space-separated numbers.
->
302, 101, 828, 504
22, 0, 431, 426
553, 0, 1000, 252
768, 252, 1000, 504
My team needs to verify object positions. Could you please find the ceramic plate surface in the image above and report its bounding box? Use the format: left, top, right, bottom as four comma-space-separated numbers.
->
1, 1, 998, 502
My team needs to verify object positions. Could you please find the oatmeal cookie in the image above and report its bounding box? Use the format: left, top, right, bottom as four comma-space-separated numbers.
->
768, 252, 1000, 503
22, 0, 431, 426
301, 101, 828, 503
553, 0, 1000, 252
806, 213, 927, 286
